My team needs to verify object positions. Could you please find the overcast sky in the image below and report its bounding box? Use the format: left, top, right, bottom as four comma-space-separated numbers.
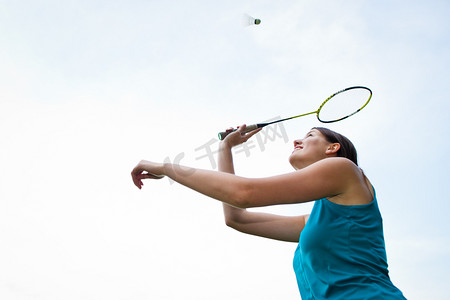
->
1, 0, 449, 299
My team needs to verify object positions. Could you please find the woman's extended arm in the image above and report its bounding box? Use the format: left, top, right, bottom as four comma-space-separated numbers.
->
131, 126, 359, 208
132, 157, 353, 208
218, 128, 308, 242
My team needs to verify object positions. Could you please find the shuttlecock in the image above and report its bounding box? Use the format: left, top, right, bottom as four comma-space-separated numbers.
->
242, 13, 261, 26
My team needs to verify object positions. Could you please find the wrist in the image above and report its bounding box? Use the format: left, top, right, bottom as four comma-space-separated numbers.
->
162, 161, 172, 176
219, 140, 232, 150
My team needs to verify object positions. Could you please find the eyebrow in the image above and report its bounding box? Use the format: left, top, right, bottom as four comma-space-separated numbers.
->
304, 131, 314, 137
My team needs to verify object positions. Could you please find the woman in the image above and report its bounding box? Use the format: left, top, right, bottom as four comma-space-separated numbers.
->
131, 125, 406, 299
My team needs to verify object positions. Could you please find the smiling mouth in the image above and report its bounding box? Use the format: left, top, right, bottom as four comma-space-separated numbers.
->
292, 146, 303, 153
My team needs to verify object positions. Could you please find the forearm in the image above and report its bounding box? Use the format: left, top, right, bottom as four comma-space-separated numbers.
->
218, 141, 235, 174
162, 161, 248, 208
217, 141, 247, 221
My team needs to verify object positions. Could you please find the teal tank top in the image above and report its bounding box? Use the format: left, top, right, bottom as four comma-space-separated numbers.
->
293, 188, 406, 299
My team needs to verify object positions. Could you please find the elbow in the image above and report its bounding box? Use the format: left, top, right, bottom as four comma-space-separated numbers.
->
224, 216, 236, 228
231, 190, 252, 209
223, 204, 247, 229
223, 209, 238, 229
229, 179, 255, 209
223, 208, 245, 230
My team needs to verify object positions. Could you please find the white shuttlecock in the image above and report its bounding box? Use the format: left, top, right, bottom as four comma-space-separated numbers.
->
242, 13, 261, 26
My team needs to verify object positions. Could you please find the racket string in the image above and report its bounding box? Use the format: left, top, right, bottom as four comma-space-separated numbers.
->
317, 87, 371, 122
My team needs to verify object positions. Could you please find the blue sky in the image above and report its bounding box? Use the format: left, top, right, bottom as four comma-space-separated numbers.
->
1, 0, 449, 299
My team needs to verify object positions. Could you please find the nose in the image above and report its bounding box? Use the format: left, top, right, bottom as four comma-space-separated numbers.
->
294, 139, 303, 146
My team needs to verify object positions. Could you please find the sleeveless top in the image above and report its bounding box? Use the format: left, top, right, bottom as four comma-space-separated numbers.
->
293, 188, 406, 299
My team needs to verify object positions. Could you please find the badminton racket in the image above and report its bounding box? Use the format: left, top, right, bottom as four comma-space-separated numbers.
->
218, 86, 372, 140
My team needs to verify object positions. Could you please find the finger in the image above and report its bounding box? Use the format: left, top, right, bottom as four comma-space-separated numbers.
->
134, 177, 143, 189
131, 169, 145, 188
236, 124, 247, 134
242, 127, 262, 141
132, 176, 142, 189
140, 173, 165, 180
131, 172, 139, 187
136, 173, 149, 180
149, 174, 165, 179
246, 127, 262, 137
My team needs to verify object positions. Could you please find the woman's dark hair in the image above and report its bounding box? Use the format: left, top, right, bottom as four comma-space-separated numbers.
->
313, 127, 358, 166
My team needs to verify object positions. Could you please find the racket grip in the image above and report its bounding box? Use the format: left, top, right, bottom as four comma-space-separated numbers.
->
218, 124, 259, 140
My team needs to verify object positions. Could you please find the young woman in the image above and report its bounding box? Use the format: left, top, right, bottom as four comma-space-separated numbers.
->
131, 125, 406, 299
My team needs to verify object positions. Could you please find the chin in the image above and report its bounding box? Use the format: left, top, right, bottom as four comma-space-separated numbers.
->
288, 156, 300, 170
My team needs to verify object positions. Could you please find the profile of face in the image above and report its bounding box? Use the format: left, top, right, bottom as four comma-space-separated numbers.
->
289, 129, 340, 170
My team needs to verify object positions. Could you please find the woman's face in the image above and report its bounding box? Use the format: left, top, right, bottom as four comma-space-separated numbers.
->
289, 129, 336, 170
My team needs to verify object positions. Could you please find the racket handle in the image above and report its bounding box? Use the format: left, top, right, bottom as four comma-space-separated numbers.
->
218, 124, 259, 140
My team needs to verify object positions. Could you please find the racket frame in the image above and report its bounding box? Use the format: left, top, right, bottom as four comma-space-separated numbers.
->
218, 86, 372, 140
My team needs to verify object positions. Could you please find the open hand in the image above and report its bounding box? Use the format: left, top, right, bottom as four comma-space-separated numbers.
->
131, 160, 165, 189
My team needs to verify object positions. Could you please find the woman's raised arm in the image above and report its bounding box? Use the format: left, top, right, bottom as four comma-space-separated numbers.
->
218, 126, 308, 243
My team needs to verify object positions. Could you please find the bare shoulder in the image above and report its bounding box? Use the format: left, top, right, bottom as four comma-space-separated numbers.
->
310, 157, 360, 176
322, 158, 373, 206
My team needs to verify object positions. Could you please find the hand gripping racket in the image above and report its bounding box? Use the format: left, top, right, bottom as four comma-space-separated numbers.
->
218, 86, 372, 140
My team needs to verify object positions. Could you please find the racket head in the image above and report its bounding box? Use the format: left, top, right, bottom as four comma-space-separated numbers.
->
316, 86, 372, 123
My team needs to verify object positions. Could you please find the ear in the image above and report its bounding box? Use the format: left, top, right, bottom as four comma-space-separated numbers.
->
326, 143, 341, 155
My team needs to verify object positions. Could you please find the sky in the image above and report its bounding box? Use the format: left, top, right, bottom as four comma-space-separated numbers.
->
0, 0, 449, 299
